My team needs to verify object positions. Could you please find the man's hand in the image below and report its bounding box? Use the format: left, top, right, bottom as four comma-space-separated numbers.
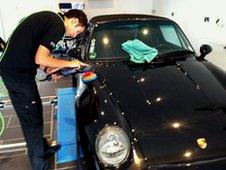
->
51, 74, 62, 81
46, 67, 62, 81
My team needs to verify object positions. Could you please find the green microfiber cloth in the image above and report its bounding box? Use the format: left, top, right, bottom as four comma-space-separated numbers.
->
122, 39, 158, 63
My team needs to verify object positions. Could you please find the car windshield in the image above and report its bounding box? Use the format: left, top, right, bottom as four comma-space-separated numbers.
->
88, 20, 194, 60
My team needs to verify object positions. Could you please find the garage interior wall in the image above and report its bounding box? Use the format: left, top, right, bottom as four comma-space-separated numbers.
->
0, 8, 5, 41
82, 0, 153, 19
0, 0, 153, 40
0, 0, 58, 41
152, 0, 226, 70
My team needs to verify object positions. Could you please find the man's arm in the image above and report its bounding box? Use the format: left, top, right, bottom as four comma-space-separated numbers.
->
35, 45, 88, 68
39, 65, 60, 74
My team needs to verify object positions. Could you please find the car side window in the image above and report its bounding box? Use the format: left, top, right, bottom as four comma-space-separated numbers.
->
159, 25, 182, 47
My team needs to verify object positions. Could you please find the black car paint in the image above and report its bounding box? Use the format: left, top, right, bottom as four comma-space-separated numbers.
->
76, 15, 226, 169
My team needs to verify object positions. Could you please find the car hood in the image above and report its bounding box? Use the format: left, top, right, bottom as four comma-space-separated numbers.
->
93, 58, 226, 165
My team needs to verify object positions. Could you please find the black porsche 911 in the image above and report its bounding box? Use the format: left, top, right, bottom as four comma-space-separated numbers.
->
74, 14, 226, 170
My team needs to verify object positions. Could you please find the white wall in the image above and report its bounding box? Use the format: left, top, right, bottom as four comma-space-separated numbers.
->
0, 8, 5, 41
83, 0, 153, 19
0, 0, 58, 40
0, 0, 153, 40
152, 0, 226, 70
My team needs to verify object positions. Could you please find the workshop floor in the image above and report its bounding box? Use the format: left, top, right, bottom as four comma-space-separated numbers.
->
0, 76, 84, 170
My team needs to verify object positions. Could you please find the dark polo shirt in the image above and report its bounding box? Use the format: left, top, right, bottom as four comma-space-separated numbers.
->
0, 11, 65, 81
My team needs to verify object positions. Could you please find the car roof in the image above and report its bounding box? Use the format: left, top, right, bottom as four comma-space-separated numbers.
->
89, 14, 172, 25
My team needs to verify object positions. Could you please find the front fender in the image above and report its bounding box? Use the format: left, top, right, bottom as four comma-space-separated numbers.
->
76, 79, 147, 169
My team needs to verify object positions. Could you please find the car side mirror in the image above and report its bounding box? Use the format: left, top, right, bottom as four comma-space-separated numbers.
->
199, 44, 212, 59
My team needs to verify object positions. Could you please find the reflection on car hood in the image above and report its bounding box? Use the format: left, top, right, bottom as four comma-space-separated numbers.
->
93, 58, 226, 165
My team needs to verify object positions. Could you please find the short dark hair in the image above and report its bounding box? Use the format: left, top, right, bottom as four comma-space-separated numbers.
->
64, 9, 87, 27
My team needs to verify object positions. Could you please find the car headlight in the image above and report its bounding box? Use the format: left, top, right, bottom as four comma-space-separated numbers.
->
95, 125, 130, 167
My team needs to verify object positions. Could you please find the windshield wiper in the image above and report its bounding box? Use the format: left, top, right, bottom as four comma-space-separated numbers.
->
158, 50, 195, 58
